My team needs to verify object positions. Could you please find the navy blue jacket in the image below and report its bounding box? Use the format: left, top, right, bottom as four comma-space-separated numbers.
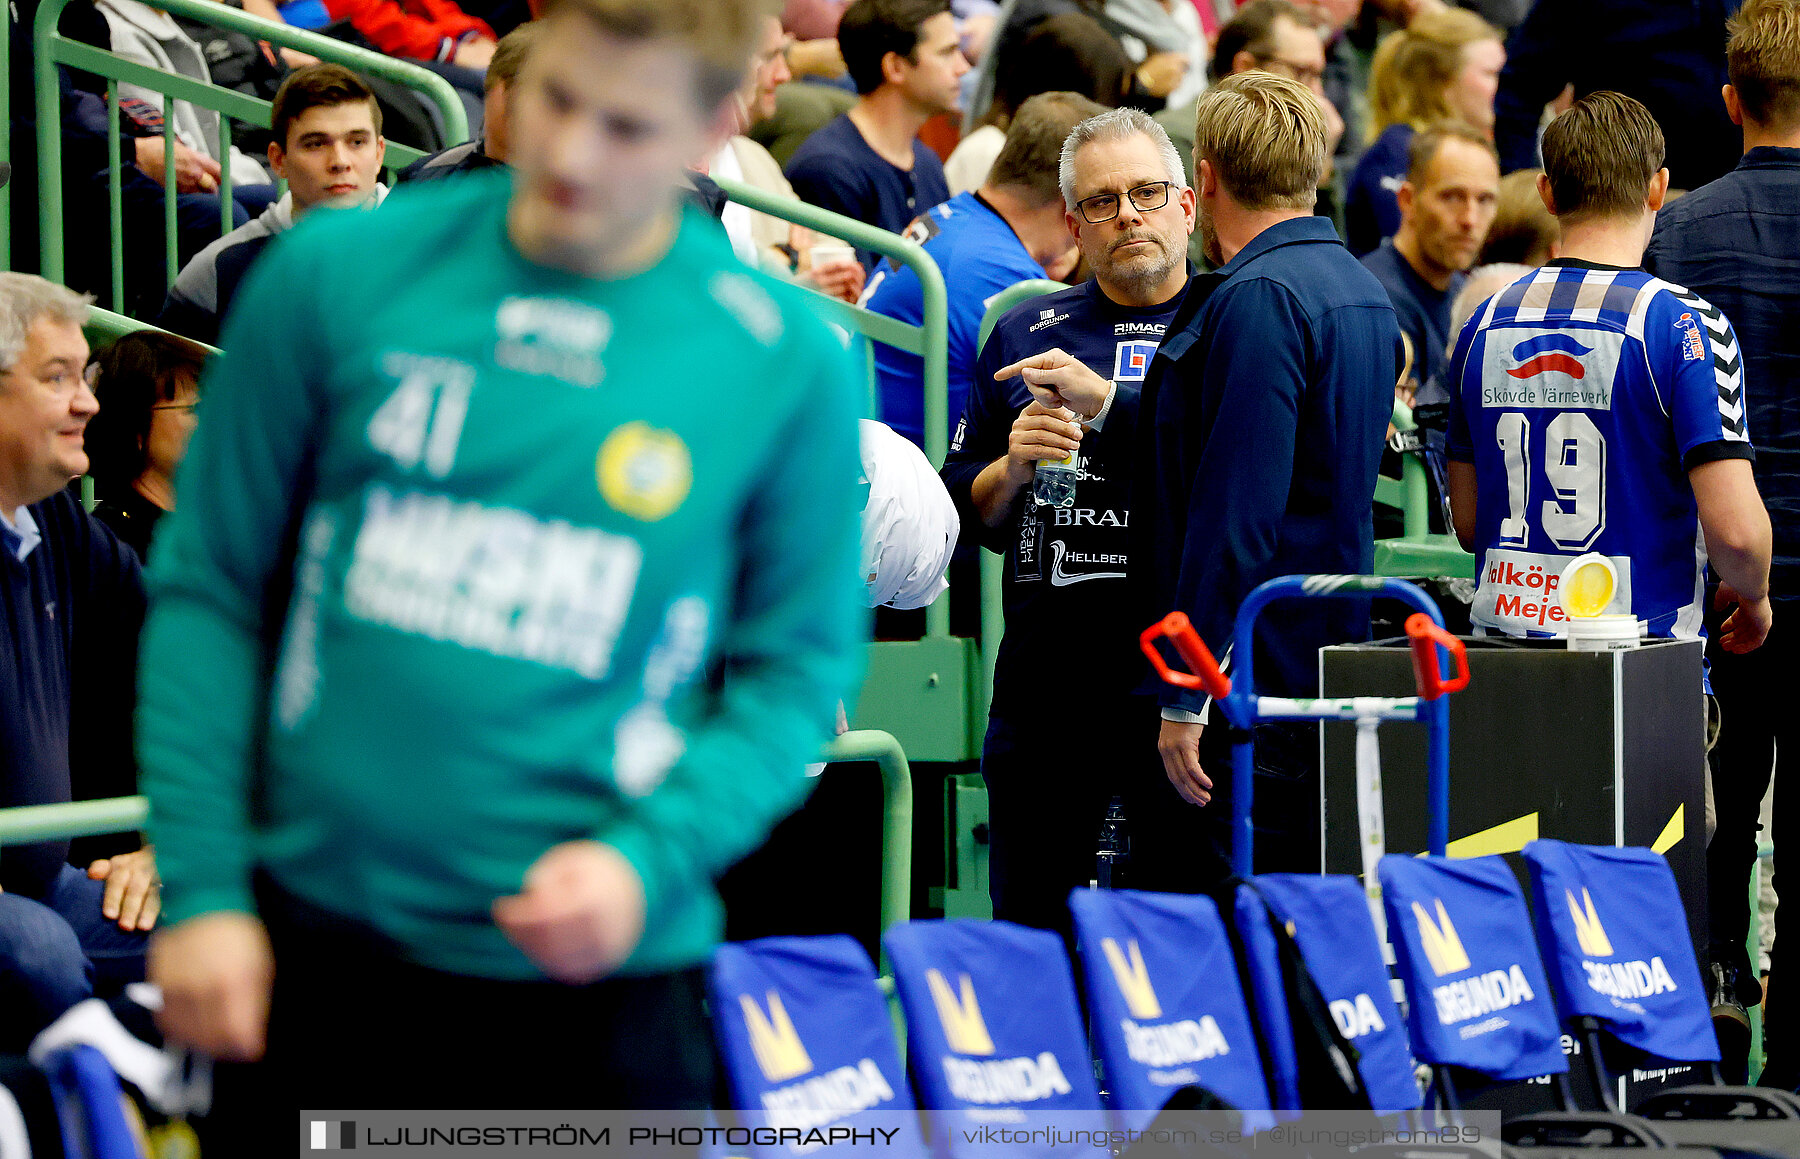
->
1136, 217, 1400, 713
1646, 146, 1800, 604
1494, 0, 1742, 192
1, 492, 144, 900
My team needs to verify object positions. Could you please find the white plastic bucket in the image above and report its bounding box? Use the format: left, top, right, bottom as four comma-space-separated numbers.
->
1566, 614, 1641, 651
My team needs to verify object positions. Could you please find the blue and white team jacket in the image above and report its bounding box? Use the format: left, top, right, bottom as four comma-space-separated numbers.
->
1447, 260, 1752, 639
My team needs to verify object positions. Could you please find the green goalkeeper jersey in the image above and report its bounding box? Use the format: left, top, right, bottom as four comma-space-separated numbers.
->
138, 172, 867, 979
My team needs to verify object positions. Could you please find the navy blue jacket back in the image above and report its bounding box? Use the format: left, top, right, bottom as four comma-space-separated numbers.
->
1646, 146, 1800, 604
1136, 217, 1399, 713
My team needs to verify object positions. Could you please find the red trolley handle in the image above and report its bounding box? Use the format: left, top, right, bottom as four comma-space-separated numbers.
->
1139, 611, 1232, 700
1405, 613, 1470, 700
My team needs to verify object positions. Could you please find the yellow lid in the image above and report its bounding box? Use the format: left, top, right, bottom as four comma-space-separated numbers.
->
1559, 553, 1617, 619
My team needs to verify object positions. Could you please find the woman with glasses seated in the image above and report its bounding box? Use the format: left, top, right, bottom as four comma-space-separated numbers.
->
83, 331, 209, 563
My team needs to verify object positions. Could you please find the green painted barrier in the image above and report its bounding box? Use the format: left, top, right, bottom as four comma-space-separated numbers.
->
819, 730, 913, 964
1373, 398, 1475, 580
711, 175, 986, 761
0, 730, 909, 959
33, 0, 468, 301
0, 796, 149, 845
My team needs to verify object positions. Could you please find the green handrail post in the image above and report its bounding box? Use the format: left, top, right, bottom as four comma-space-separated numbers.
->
0, 796, 149, 846
820, 729, 912, 970
975, 278, 1065, 353
34, 0, 468, 285
710, 175, 950, 643
1392, 399, 1429, 541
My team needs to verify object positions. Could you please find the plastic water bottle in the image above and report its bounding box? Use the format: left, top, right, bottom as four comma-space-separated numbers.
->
1033, 449, 1078, 509
1094, 796, 1130, 890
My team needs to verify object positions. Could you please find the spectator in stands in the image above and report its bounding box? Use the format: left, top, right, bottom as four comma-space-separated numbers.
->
138, 0, 862, 1127
1346, 7, 1502, 255
158, 66, 387, 347
940, 106, 1193, 932
1644, 0, 1800, 1089
1139, 72, 1399, 889
1446, 93, 1769, 672
83, 332, 210, 563
91, 0, 279, 216
1494, 0, 1741, 194
1476, 167, 1558, 266
863, 91, 1102, 447
786, 0, 966, 269
944, 11, 1129, 194
311, 0, 497, 70
971, 0, 1197, 127
400, 21, 544, 182
1163, 0, 1344, 221
0, 275, 153, 1053
1362, 122, 1498, 405
1291, 0, 1366, 181
710, 13, 866, 303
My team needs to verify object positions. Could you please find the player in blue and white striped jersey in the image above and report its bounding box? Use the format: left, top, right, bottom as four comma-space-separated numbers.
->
1447, 92, 1773, 654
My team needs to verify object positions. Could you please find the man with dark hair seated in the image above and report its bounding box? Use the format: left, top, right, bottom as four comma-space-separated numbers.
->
784, 0, 966, 268
400, 20, 545, 182
0, 274, 153, 1053
156, 64, 387, 346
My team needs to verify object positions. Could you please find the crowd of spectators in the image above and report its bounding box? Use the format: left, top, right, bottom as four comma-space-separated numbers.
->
11, 0, 1800, 1122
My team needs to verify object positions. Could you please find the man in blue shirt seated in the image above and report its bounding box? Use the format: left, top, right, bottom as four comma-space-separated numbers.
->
1139, 72, 1401, 891
1362, 121, 1499, 406
940, 106, 1194, 932
0, 274, 154, 1052
863, 90, 1099, 449
1644, 0, 1800, 1088
785, 0, 965, 269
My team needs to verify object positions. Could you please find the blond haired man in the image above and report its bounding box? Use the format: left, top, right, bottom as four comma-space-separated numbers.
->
1646, 0, 1800, 1087
138, 0, 865, 1132
1135, 72, 1401, 891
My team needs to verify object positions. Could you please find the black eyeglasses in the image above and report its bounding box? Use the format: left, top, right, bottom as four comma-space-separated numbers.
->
1255, 56, 1325, 88
151, 401, 197, 413
1074, 180, 1174, 224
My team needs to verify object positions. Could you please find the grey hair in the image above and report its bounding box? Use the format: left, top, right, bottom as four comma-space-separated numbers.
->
1449, 263, 1533, 339
1058, 107, 1187, 210
0, 274, 91, 373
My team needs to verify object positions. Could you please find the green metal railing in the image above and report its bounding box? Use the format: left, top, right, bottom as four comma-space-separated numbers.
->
713, 175, 987, 760
0, 731, 912, 956
711, 176, 949, 469
85, 303, 219, 352
33, 0, 468, 300
0, 795, 149, 845
819, 730, 913, 958
1372, 399, 1476, 579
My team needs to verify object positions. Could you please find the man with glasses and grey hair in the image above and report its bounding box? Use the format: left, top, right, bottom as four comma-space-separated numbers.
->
0, 273, 155, 1052
939, 106, 1194, 928
1135, 72, 1400, 892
